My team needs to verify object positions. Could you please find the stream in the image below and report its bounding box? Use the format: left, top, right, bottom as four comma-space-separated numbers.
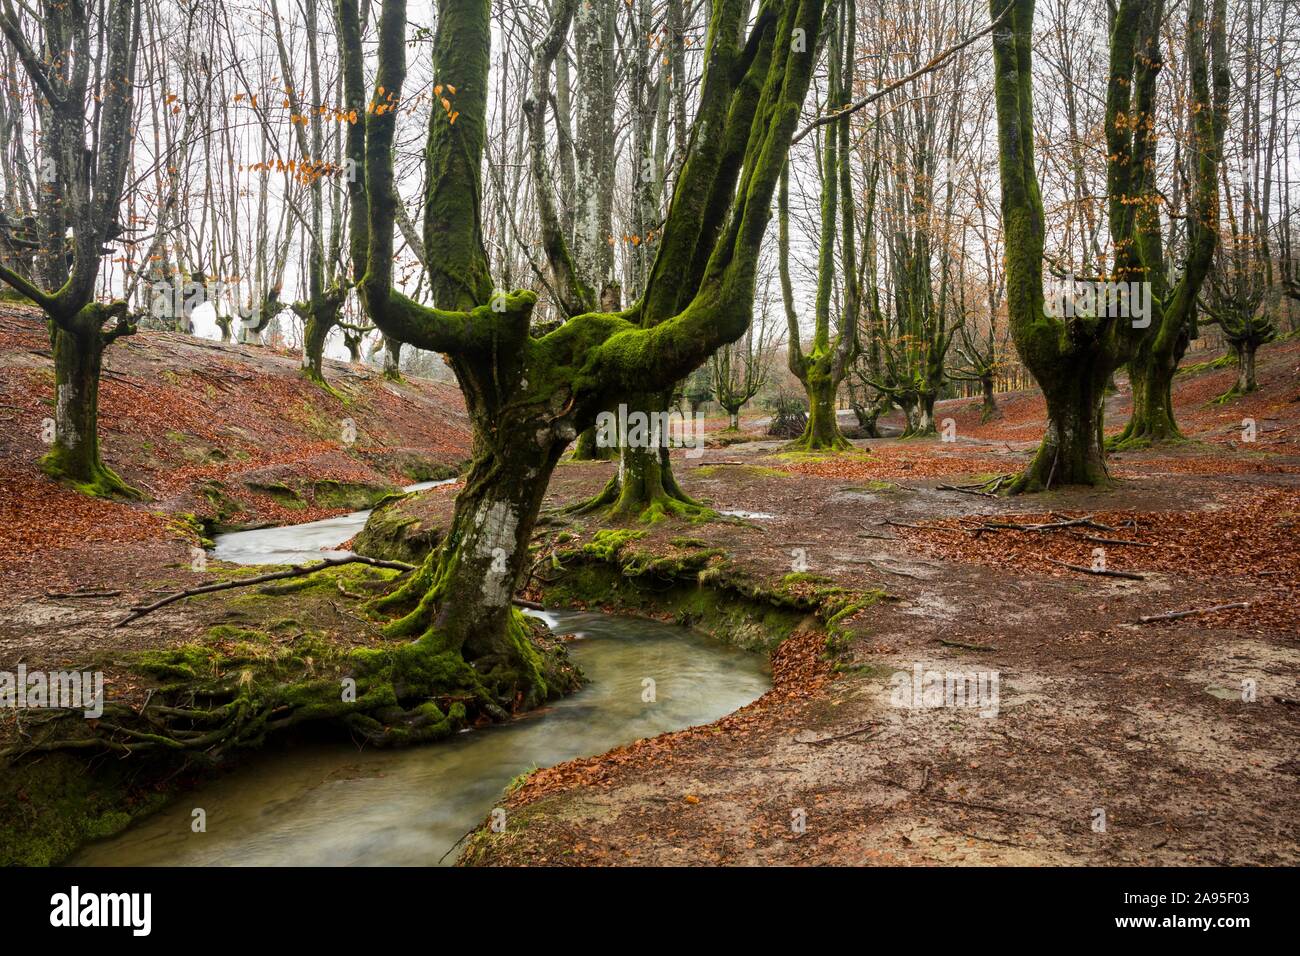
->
75, 484, 769, 866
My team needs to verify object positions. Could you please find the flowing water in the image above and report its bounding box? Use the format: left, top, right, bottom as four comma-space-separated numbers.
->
75, 491, 769, 866
209, 478, 458, 566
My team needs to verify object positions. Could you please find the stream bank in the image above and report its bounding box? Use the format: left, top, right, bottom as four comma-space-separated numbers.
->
2, 485, 847, 866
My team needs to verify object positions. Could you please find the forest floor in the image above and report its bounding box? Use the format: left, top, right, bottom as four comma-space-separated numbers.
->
1, 299, 1297, 865
456, 338, 1300, 866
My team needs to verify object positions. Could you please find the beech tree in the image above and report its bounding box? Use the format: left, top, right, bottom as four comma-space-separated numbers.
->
1199, 0, 1283, 400
858, 0, 977, 439
1109, 0, 1229, 448
989, 0, 1225, 491
269, 0, 348, 386
709, 278, 779, 430
336, 0, 823, 709
0, 0, 143, 496
778, 0, 860, 452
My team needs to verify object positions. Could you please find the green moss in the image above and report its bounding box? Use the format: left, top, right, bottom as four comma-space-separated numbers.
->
352, 498, 443, 564
311, 479, 396, 510
247, 481, 306, 509
581, 529, 646, 561
135, 643, 214, 680
0, 752, 175, 865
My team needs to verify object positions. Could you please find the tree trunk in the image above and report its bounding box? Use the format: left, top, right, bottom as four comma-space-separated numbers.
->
369, 409, 580, 712
790, 361, 851, 450
851, 395, 887, 438
914, 393, 937, 437
1235, 339, 1258, 393
1008, 362, 1110, 493
301, 306, 334, 384
609, 391, 703, 518
1113, 346, 1181, 447
382, 334, 402, 381
727, 409, 739, 430
571, 426, 600, 459
570, 417, 617, 460
43, 309, 139, 498
980, 375, 1000, 422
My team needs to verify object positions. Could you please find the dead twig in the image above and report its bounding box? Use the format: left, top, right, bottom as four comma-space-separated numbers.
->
1135, 602, 1248, 624
1045, 557, 1145, 581
799, 724, 881, 746
937, 483, 997, 498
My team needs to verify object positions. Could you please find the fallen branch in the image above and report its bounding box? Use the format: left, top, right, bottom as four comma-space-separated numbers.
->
977, 515, 1116, 534
117, 554, 545, 627
1135, 602, 1248, 624
114, 555, 416, 627
46, 589, 122, 599
1045, 558, 1145, 581
881, 519, 960, 533
799, 724, 881, 746
937, 483, 997, 498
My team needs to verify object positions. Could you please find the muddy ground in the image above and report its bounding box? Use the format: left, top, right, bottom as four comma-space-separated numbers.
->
0, 306, 1296, 865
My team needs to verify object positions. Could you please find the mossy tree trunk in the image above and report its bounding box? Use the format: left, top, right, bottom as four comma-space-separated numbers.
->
847, 376, 890, 437
0, 0, 141, 497
298, 299, 341, 384
1122, 341, 1182, 440
370, 388, 576, 711
570, 425, 616, 460
777, 4, 860, 453
43, 305, 139, 497
991, 0, 1128, 493
1235, 339, 1258, 392
1110, 0, 1228, 449
1013, 352, 1111, 491
381, 333, 403, 381
1203, 296, 1275, 400
338, 0, 822, 705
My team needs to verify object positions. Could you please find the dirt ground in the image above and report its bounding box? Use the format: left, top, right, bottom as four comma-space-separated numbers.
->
1, 306, 1297, 865
456, 341, 1300, 866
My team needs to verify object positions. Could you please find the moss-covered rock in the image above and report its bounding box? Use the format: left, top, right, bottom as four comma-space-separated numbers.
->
352, 497, 445, 564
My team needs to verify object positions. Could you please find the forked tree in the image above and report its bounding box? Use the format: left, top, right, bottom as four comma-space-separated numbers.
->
0, 0, 143, 496
336, 0, 823, 709
709, 278, 779, 430
1108, 0, 1228, 449
989, 0, 1225, 491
